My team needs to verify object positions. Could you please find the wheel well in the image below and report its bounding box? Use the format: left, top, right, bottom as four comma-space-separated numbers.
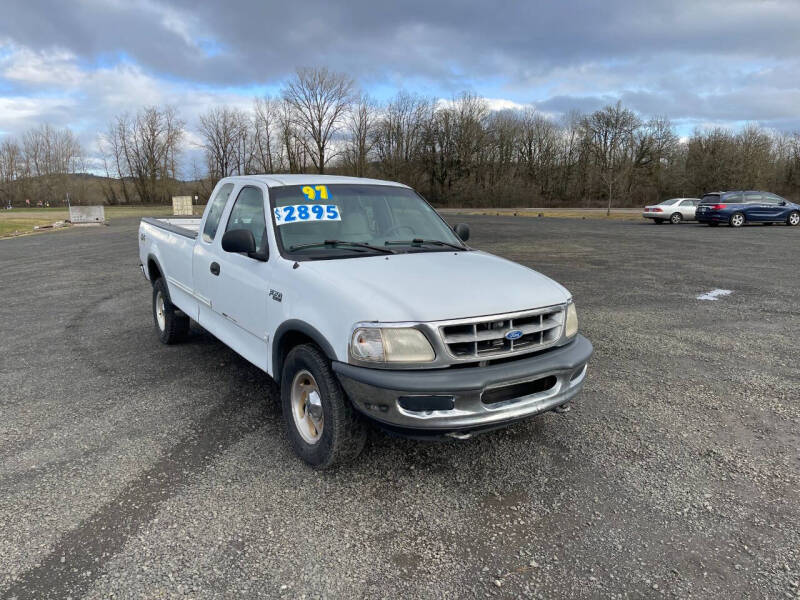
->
272, 322, 338, 378
147, 258, 162, 285
273, 331, 315, 378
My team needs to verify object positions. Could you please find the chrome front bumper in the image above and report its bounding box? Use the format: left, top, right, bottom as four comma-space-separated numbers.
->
333, 335, 593, 433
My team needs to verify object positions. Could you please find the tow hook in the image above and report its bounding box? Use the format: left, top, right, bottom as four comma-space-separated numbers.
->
445, 431, 473, 440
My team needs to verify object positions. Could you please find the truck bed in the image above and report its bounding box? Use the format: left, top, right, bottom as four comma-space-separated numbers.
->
141, 217, 202, 239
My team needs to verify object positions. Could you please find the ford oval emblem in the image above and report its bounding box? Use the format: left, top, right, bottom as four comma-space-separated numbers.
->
505, 329, 523, 340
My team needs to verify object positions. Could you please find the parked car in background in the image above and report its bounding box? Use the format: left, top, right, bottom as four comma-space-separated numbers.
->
642, 198, 700, 224
695, 191, 800, 227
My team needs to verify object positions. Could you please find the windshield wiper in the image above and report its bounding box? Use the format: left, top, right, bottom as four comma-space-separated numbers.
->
289, 240, 396, 254
385, 238, 465, 250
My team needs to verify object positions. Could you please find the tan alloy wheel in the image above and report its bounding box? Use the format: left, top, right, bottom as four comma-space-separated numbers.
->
291, 370, 324, 444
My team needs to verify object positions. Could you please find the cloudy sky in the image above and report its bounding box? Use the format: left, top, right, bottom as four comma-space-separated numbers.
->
1, 0, 799, 171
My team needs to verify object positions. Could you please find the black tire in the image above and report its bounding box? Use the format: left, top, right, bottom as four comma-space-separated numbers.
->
670, 212, 682, 224
280, 343, 366, 468
788, 211, 800, 226
729, 212, 745, 227
152, 278, 190, 344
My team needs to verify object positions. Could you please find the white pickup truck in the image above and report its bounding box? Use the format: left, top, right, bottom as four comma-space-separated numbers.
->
138, 175, 593, 467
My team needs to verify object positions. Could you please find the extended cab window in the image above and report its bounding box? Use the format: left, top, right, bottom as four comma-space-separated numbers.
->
202, 183, 234, 243
226, 186, 268, 255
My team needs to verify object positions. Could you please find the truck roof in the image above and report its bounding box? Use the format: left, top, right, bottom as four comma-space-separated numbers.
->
220, 174, 410, 189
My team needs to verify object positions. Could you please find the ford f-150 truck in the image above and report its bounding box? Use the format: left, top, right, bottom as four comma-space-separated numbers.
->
138, 175, 593, 467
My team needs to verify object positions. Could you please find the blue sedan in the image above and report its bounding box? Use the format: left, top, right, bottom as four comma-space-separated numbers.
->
695, 191, 800, 227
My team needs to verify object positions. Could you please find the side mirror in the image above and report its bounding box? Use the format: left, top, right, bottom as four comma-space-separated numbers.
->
779, 200, 787, 206
454, 223, 470, 242
222, 229, 256, 254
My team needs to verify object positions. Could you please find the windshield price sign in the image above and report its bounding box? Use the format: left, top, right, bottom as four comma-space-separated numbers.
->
274, 204, 341, 225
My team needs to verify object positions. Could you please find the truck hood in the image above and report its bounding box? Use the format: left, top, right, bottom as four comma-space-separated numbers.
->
296, 250, 570, 323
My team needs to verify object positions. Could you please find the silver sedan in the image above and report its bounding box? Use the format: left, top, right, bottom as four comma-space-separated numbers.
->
642, 198, 700, 224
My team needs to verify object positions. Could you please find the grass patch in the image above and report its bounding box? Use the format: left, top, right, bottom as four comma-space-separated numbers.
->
0, 205, 201, 238
0, 218, 66, 237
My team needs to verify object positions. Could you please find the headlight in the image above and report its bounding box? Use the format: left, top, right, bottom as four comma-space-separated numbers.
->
565, 302, 578, 338
350, 327, 435, 363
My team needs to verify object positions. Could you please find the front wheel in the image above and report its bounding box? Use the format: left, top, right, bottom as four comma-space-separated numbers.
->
729, 212, 745, 228
670, 212, 682, 224
788, 211, 800, 226
281, 344, 366, 468
152, 278, 189, 344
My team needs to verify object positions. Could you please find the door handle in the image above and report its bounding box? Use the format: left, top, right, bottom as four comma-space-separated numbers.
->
210, 262, 220, 276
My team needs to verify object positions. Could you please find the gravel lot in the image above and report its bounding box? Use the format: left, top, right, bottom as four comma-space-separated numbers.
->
1, 215, 798, 599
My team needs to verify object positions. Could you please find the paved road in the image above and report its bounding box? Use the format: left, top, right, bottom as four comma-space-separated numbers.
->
1, 216, 798, 599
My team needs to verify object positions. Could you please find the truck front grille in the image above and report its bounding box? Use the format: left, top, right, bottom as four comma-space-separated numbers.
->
439, 306, 565, 360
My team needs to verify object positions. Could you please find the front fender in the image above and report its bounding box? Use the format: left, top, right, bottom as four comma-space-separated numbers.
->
272, 319, 338, 378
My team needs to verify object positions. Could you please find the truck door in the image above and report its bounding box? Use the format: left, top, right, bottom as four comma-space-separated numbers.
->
193, 185, 271, 370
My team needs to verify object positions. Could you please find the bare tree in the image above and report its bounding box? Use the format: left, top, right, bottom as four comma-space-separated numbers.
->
276, 98, 309, 174
581, 102, 641, 214
342, 94, 376, 177
372, 91, 433, 186
0, 138, 23, 206
252, 97, 285, 173
282, 67, 354, 173
101, 106, 184, 203
518, 108, 560, 202
17, 124, 84, 205
198, 106, 251, 181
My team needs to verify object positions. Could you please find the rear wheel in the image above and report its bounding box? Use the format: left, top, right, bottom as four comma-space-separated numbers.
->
280, 344, 366, 468
670, 212, 682, 224
729, 212, 745, 228
152, 278, 190, 344
788, 211, 800, 226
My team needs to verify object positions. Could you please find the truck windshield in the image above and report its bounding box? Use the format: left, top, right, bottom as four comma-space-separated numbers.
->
269, 184, 466, 258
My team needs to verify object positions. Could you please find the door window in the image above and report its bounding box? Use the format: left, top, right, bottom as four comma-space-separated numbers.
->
202, 183, 235, 243
679, 199, 695, 206
226, 186, 268, 255
723, 192, 743, 203
744, 193, 762, 204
